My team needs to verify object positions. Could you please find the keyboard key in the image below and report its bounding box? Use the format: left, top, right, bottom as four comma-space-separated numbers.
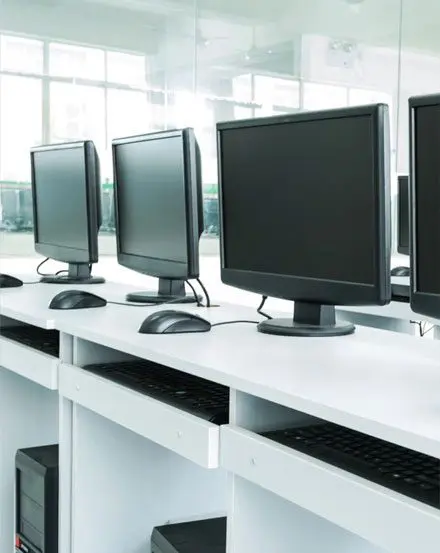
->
84, 360, 229, 425
261, 422, 439, 509
1, 326, 59, 356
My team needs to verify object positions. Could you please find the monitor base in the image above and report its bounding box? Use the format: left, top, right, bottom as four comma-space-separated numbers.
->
40, 262, 104, 284
40, 275, 105, 284
126, 277, 200, 304
126, 292, 199, 304
257, 302, 355, 337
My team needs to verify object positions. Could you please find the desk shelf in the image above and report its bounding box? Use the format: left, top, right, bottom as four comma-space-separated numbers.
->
0, 335, 58, 389
59, 363, 221, 468
221, 424, 440, 553
0, 369, 59, 553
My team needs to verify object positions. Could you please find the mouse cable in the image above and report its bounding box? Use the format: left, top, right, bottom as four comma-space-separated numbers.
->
36, 257, 50, 276
211, 320, 259, 328
107, 300, 153, 307
257, 295, 272, 320
196, 278, 211, 308
185, 280, 203, 306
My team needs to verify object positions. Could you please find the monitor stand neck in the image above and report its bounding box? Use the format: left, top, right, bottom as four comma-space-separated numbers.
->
40, 263, 105, 284
126, 278, 200, 304
257, 301, 355, 337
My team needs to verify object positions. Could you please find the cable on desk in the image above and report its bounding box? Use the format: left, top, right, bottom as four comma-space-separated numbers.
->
421, 322, 434, 337
211, 320, 259, 328
257, 295, 272, 319
185, 280, 203, 306
410, 320, 422, 335
196, 278, 211, 308
107, 296, 203, 308
107, 300, 154, 307
36, 257, 50, 276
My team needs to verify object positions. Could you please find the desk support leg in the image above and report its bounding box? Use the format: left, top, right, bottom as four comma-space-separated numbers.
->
59, 397, 73, 553
337, 312, 415, 335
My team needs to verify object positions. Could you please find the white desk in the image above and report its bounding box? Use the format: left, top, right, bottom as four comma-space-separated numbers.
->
337, 276, 414, 334
1, 282, 440, 553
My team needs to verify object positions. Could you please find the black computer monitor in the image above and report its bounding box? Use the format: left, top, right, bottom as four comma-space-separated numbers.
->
217, 104, 391, 337
112, 129, 203, 304
31, 141, 104, 284
409, 93, 440, 319
397, 176, 410, 256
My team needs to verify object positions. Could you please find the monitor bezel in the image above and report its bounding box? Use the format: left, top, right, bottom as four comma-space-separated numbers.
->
397, 175, 410, 256
30, 140, 100, 264
217, 104, 391, 306
112, 128, 201, 280
409, 93, 440, 319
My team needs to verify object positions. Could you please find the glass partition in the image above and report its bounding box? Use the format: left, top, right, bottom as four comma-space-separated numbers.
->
0, 0, 438, 262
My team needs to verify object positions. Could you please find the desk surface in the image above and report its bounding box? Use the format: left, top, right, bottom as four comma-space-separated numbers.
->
2, 280, 440, 460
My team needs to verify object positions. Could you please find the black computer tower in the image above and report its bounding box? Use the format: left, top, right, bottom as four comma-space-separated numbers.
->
151, 517, 226, 553
15, 445, 59, 553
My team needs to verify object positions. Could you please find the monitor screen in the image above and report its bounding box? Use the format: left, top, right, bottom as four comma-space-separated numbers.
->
115, 136, 187, 263
221, 114, 381, 288
218, 106, 390, 316
397, 176, 410, 256
218, 106, 390, 336
412, 100, 440, 298
33, 145, 89, 253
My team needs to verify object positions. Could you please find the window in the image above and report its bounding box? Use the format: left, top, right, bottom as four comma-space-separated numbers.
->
49, 43, 105, 80
0, 35, 156, 197
0, 35, 44, 74
50, 82, 105, 151
0, 75, 42, 181
107, 52, 146, 87
107, 89, 151, 144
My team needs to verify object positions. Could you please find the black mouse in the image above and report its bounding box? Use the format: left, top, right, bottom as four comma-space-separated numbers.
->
391, 266, 410, 278
139, 310, 211, 334
49, 290, 107, 310
0, 274, 23, 288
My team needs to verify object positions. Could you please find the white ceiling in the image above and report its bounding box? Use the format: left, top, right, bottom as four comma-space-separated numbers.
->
1, 0, 440, 59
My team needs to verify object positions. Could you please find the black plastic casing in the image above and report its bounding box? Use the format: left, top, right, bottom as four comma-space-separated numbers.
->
112, 128, 203, 281
15, 445, 59, 553
409, 93, 440, 319
397, 175, 410, 256
217, 104, 391, 307
31, 141, 101, 264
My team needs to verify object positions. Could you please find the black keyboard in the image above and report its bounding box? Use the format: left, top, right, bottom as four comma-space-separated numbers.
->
262, 422, 440, 509
83, 360, 229, 425
0, 325, 59, 357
